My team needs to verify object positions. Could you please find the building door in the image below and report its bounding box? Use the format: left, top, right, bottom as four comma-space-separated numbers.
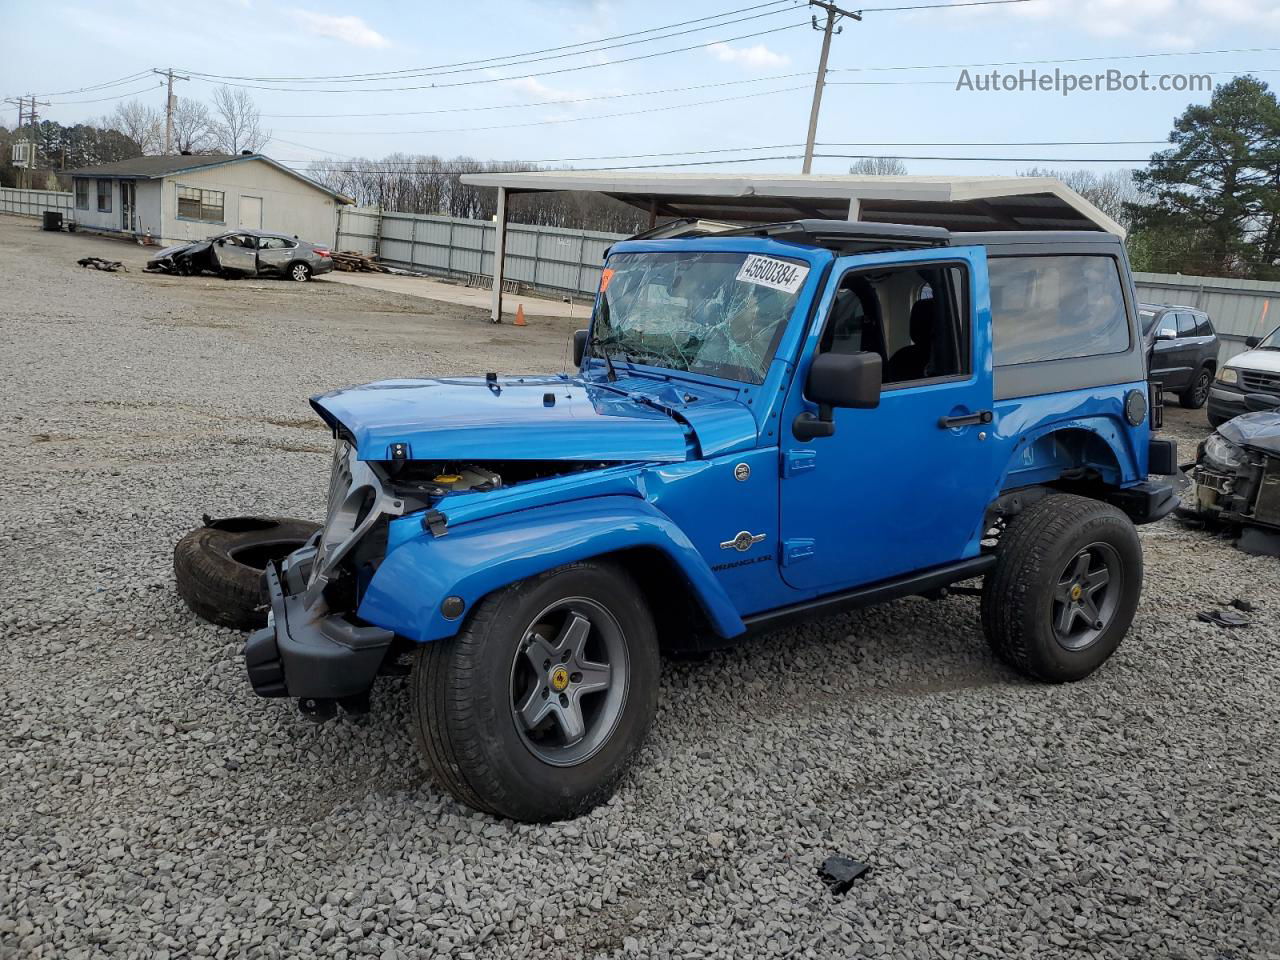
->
239, 196, 263, 230
120, 181, 135, 233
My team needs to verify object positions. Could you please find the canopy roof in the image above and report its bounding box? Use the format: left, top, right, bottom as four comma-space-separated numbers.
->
460, 171, 1124, 237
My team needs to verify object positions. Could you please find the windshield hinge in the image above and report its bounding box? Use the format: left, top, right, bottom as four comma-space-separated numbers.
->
783, 448, 818, 477
782, 538, 816, 566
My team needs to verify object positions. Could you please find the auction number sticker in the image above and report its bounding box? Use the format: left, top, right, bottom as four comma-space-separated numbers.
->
736, 255, 809, 294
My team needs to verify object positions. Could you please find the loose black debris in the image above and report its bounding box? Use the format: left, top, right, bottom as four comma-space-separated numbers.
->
1198, 609, 1250, 628
1230, 598, 1256, 613
77, 256, 125, 272
819, 855, 870, 895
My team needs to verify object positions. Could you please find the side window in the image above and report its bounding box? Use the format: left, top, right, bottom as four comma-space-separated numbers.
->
1195, 314, 1213, 337
989, 255, 1130, 366
261, 237, 294, 250
1175, 313, 1197, 338
819, 263, 970, 387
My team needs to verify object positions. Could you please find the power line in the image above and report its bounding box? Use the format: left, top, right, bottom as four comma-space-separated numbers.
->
183, 3, 797, 86
273, 84, 810, 136
829, 44, 1280, 75
28, 70, 155, 99
178, 21, 811, 94
43, 81, 165, 106
261, 72, 812, 118
855, 0, 1037, 11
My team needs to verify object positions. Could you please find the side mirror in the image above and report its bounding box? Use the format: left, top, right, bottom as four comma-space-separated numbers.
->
794, 351, 882, 441
573, 329, 589, 368
1155, 327, 1176, 341
1246, 336, 1261, 349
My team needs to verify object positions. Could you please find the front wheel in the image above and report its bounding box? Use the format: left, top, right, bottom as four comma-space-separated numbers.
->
1179, 367, 1212, 409
289, 261, 312, 282
411, 562, 659, 821
981, 493, 1142, 683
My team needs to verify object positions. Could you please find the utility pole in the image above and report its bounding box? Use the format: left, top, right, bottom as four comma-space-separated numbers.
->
6, 94, 49, 188
153, 67, 190, 154
802, 0, 860, 175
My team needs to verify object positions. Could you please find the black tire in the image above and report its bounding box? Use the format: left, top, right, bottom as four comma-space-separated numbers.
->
411, 562, 659, 821
288, 261, 311, 282
1178, 367, 1213, 409
173, 516, 320, 630
981, 493, 1142, 683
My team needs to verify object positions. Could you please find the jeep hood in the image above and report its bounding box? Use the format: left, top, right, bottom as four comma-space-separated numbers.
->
310, 375, 759, 462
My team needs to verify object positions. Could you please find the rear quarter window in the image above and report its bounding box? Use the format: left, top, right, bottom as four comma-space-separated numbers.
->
988, 255, 1130, 366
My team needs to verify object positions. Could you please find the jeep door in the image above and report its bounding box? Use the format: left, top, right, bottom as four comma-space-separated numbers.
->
777, 247, 1000, 591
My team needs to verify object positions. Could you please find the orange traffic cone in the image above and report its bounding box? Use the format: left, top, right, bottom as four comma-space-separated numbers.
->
513, 304, 527, 327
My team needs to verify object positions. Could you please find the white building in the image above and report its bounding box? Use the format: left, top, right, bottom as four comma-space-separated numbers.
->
65, 153, 351, 246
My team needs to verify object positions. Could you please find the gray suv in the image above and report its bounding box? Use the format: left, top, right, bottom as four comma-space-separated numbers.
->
1140, 303, 1220, 409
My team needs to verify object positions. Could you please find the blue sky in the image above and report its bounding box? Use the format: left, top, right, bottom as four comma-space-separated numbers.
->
3, 0, 1279, 177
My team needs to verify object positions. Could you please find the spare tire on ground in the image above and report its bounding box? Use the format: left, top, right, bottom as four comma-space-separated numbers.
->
174, 516, 321, 630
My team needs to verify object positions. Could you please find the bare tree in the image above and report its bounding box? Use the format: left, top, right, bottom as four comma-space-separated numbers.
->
1020, 167, 1140, 229
172, 98, 216, 154
110, 99, 163, 155
848, 157, 908, 176
210, 86, 269, 155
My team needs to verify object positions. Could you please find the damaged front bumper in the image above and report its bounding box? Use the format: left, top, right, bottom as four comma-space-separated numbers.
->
243, 545, 395, 703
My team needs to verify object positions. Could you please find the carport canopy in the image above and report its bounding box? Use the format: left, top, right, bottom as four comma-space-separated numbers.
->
459, 171, 1125, 322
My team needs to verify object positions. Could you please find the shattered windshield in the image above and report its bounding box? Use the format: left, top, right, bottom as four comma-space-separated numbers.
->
591, 251, 810, 384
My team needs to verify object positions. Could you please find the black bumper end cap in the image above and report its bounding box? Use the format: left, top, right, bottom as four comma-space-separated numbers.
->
1107, 480, 1180, 525
243, 626, 288, 698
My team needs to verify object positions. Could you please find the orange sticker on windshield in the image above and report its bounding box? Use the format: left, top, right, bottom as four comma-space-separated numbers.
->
599, 268, 615, 292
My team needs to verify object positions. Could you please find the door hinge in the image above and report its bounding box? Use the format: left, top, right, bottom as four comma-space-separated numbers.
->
783, 448, 817, 477
782, 538, 816, 566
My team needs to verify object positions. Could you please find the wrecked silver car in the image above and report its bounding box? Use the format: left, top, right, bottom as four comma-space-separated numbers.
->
1190, 411, 1280, 540
145, 229, 333, 281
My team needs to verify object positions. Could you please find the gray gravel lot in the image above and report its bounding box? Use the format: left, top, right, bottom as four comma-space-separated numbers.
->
2, 217, 1278, 960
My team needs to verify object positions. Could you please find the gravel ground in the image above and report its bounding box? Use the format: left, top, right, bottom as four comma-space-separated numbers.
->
2, 217, 1278, 960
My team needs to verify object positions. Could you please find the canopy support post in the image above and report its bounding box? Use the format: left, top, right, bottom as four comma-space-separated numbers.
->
490, 186, 507, 324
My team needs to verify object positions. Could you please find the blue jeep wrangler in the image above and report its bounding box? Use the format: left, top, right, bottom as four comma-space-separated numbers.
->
244, 220, 1178, 821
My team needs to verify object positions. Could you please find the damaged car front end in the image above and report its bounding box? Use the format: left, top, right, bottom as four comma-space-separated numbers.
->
1190, 411, 1280, 533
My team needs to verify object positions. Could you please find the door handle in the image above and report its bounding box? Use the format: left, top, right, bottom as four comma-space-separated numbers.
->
938, 410, 993, 429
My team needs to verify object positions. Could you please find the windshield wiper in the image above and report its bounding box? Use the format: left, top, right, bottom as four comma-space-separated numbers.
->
590, 333, 628, 381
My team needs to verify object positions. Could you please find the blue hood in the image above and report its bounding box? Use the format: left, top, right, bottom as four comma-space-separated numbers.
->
311, 375, 760, 463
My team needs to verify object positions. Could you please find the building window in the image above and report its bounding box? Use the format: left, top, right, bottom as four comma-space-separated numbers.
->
75, 180, 89, 210
176, 186, 224, 223
96, 180, 111, 213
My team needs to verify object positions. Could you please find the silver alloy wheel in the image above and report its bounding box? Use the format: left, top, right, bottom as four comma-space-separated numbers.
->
290, 263, 309, 281
508, 597, 629, 767
1051, 542, 1122, 651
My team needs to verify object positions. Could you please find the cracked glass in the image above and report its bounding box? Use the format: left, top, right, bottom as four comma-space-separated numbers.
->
591, 251, 808, 384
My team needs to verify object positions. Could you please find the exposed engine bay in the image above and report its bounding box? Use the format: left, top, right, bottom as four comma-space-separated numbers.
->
381, 459, 612, 500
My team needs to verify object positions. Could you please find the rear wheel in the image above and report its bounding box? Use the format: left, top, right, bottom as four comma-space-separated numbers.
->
981, 493, 1142, 683
289, 261, 311, 282
411, 562, 659, 821
1179, 367, 1212, 409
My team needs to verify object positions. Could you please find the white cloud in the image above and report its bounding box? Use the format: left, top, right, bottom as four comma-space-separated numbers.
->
707, 42, 790, 70
290, 12, 390, 48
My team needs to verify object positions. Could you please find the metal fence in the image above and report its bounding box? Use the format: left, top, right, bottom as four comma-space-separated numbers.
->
338, 207, 621, 296
1134, 272, 1279, 366
346, 207, 1280, 351
0, 187, 74, 219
